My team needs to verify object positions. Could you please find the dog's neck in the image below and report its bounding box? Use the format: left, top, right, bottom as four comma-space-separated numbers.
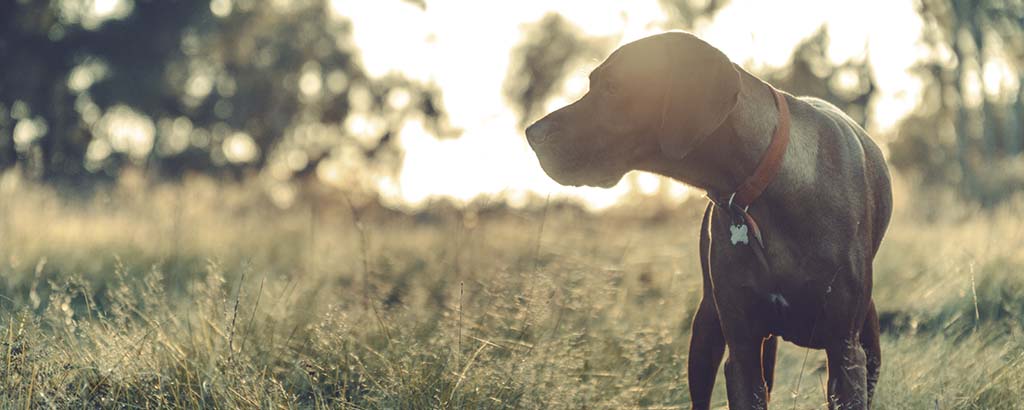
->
638, 66, 782, 200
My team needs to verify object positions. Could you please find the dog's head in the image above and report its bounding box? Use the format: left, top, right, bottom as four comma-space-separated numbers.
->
524, 32, 740, 188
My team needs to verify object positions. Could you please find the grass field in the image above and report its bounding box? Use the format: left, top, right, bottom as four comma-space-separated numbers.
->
0, 173, 1022, 409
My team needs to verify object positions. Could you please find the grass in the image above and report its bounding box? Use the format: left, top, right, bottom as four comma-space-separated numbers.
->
0, 172, 1022, 409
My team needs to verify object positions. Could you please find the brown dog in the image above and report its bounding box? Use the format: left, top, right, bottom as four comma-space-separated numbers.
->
525, 32, 892, 409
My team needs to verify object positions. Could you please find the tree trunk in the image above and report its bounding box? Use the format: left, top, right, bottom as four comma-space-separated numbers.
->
951, 18, 977, 199
1011, 83, 1024, 155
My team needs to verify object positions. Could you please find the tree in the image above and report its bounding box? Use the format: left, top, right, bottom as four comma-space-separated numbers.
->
761, 27, 876, 129
890, 0, 1024, 204
0, 0, 451, 192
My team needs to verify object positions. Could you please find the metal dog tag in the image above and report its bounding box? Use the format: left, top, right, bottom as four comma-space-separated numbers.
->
730, 223, 749, 245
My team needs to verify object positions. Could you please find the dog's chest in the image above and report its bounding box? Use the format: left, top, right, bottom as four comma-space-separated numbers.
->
708, 210, 842, 344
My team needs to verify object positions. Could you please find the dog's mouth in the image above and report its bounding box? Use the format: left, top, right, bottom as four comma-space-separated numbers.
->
532, 151, 624, 188
586, 175, 623, 188
553, 172, 621, 188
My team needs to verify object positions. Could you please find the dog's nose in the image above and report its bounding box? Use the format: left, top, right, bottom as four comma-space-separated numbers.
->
525, 120, 559, 145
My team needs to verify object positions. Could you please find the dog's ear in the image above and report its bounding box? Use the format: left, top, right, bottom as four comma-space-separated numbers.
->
656, 32, 740, 158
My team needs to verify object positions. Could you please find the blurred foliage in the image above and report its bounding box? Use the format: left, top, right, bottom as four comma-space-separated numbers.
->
658, 0, 729, 29
890, 0, 1024, 205
504, 14, 612, 128
0, 0, 451, 191
760, 27, 876, 129
3, 0, 1022, 205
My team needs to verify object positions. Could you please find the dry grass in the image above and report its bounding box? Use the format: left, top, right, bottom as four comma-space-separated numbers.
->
0, 172, 1021, 409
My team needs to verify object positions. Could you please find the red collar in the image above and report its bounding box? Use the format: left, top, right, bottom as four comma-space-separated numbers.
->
727, 85, 790, 209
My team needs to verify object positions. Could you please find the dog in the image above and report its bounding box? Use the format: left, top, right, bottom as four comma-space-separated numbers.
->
525, 32, 892, 409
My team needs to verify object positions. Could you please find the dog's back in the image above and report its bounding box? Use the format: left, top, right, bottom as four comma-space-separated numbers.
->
799, 96, 893, 255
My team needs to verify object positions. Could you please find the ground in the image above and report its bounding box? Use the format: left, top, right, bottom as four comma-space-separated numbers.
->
0, 175, 1021, 409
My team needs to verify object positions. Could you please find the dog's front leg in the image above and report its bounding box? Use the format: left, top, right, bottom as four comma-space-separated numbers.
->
688, 203, 726, 409
688, 297, 725, 410
723, 336, 769, 410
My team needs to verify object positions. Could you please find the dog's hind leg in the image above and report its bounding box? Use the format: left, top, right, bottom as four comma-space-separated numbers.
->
860, 300, 881, 407
825, 337, 868, 410
761, 335, 778, 399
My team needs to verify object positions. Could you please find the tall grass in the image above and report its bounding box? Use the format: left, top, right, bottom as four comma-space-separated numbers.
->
0, 173, 1021, 409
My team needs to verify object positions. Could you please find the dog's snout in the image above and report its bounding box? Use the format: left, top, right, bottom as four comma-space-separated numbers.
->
526, 120, 559, 145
